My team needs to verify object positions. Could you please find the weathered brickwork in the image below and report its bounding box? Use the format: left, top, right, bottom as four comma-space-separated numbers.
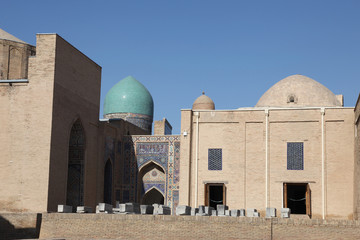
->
354, 94, 360, 219
38, 213, 360, 240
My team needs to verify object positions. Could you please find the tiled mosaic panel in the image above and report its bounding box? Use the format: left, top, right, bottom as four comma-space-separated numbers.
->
173, 142, 180, 185
121, 136, 180, 213
287, 142, 304, 170
143, 168, 166, 195
136, 142, 168, 169
208, 148, 222, 170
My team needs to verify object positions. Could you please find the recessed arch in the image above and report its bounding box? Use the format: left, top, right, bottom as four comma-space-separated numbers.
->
141, 187, 164, 205
66, 119, 85, 208
104, 159, 113, 204
137, 161, 166, 203
138, 160, 166, 173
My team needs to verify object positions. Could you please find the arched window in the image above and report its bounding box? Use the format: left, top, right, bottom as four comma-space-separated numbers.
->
66, 119, 85, 208
104, 159, 113, 204
287, 94, 297, 104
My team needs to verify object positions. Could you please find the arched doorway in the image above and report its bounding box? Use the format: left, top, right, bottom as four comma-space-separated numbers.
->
142, 188, 164, 205
138, 161, 166, 204
104, 159, 112, 204
66, 119, 85, 208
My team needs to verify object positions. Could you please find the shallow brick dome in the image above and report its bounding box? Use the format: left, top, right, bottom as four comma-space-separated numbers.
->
256, 74, 342, 107
192, 92, 215, 110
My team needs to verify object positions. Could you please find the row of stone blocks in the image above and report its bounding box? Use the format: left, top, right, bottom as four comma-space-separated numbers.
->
175, 205, 291, 218
57, 202, 171, 215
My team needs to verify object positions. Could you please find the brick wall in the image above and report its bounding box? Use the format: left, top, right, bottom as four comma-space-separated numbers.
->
39, 213, 360, 240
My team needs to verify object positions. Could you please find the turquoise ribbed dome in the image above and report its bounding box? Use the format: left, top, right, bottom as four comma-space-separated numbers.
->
103, 76, 154, 117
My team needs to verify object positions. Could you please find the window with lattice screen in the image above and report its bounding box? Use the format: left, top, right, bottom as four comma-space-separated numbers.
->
208, 149, 222, 170
287, 142, 304, 170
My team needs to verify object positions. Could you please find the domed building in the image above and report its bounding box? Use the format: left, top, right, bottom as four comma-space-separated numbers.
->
103, 76, 154, 133
256, 74, 343, 107
1, 27, 360, 238
192, 92, 215, 110
179, 74, 359, 220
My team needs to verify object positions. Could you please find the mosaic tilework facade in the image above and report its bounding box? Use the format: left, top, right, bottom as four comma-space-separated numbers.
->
142, 168, 166, 195
122, 135, 180, 213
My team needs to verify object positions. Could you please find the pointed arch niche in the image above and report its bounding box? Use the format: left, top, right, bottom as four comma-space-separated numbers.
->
104, 159, 113, 204
66, 119, 85, 208
138, 161, 166, 205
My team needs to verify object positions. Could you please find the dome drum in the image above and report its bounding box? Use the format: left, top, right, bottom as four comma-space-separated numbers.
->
105, 112, 153, 133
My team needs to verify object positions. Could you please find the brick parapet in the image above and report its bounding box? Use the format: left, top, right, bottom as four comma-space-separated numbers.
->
38, 213, 360, 239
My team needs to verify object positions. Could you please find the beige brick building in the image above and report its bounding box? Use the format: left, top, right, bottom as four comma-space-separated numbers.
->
0, 29, 359, 221
180, 75, 358, 219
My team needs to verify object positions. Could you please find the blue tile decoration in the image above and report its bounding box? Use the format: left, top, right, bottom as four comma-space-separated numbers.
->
122, 135, 180, 213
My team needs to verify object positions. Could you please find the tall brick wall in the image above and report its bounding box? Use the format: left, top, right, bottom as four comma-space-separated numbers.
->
354, 94, 360, 219
39, 213, 360, 240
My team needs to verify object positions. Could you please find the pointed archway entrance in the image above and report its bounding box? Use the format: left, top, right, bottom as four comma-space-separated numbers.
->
142, 188, 164, 205
66, 119, 85, 209
137, 161, 166, 204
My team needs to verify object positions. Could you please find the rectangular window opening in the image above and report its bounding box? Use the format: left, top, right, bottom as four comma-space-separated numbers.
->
208, 148, 222, 170
287, 142, 304, 170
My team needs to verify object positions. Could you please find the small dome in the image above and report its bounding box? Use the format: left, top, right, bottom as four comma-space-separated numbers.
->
192, 92, 215, 110
255, 74, 342, 107
104, 76, 154, 117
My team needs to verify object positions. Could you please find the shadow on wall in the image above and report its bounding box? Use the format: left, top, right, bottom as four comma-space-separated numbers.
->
0, 213, 42, 240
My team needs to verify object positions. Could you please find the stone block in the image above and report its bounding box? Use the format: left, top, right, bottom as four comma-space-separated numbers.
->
76, 206, 92, 213
266, 207, 276, 218
98, 203, 113, 213
140, 205, 154, 215
196, 205, 209, 216
217, 205, 228, 216
57, 205, 72, 213
204, 206, 214, 216
230, 209, 240, 217
118, 203, 140, 214
191, 207, 199, 216
240, 209, 245, 217
176, 205, 191, 216
281, 208, 291, 218
211, 210, 217, 216
152, 204, 160, 214
225, 210, 230, 216
247, 208, 257, 217
155, 205, 171, 215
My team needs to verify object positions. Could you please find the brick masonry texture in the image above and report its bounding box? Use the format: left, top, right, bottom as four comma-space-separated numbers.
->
38, 213, 360, 240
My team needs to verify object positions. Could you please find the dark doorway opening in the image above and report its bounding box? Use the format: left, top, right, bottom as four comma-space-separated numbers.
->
104, 160, 112, 204
284, 183, 311, 216
205, 183, 226, 210
142, 188, 164, 205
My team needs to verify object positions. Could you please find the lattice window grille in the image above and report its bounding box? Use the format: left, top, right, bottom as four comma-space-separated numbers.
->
287, 142, 304, 170
208, 149, 222, 170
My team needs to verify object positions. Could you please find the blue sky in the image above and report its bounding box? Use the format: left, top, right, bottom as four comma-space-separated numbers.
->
2, 0, 359, 134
